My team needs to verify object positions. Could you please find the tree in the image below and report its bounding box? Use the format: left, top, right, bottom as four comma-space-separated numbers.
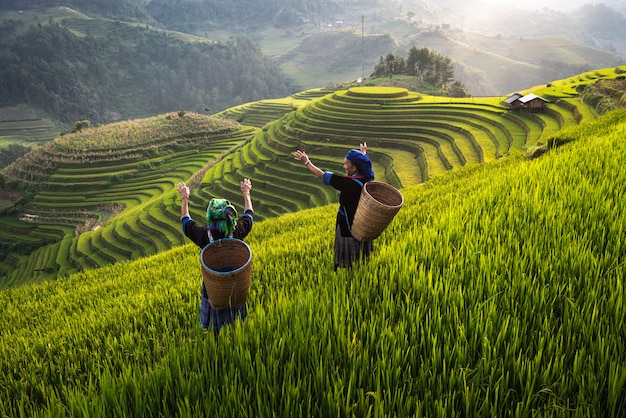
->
432, 52, 454, 87
406, 45, 420, 76
371, 56, 387, 78
368, 44, 468, 96
385, 53, 397, 79
72, 120, 91, 133
380, 53, 407, 79
449, 80, 471, 98
413, 47, 432, 78
0, 144, 29, 170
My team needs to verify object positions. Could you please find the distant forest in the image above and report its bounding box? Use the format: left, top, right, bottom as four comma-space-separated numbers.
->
0, 0, 372, 30
0, 18, 298, 124
3, 0, 623, 125
371, 46, 470, 98
0, 0, 151, 21
0, 0, 378, 125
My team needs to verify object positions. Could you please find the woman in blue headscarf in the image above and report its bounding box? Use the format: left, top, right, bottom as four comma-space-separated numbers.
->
294, 143, 375, 270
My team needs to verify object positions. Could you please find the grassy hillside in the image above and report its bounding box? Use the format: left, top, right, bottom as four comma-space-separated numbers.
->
1, 108, 624, 416
0, 66, 624, 288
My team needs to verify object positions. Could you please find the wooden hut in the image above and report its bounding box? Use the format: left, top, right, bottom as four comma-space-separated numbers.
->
518, 93, 549, 112
505, 93, 548, 112
504, 93, 524, 110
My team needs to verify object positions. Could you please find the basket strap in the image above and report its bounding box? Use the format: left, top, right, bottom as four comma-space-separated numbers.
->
339, 178, 366, 233
339, 205, 352, 233
207, 229, 234, 243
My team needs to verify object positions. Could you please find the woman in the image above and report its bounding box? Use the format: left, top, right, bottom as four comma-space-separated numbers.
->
294, 143, 375, 270
177, 178, 253, 334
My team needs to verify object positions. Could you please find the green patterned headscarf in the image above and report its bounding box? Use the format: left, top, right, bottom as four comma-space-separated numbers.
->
206, 198, 238, 237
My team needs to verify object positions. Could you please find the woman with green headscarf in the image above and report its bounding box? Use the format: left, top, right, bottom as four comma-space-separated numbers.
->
177, 178, 254, 335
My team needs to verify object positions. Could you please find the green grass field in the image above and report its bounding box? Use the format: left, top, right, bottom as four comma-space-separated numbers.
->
0, 108, 624, 416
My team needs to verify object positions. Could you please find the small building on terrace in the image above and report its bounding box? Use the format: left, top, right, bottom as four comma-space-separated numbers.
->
505, 92, 549, 112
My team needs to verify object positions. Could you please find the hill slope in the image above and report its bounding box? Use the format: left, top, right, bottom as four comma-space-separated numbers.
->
0, 12, 297, 125
2, 0, 624, 133
0, 112, 254, 286
1, 108, 624, 416
0, 66, 624, 288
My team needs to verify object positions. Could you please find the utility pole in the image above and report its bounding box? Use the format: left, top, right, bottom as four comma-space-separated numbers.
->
361, 15, 365, 83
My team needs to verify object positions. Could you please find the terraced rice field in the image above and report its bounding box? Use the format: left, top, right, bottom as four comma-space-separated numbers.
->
0, 113, 256, 286
2, 65, 621, 286
207, 85, 595, 215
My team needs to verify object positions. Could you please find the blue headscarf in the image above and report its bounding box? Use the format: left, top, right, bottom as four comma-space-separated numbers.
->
345, 149, 374, 182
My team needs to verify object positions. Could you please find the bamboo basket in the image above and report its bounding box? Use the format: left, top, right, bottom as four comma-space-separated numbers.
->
200, 238, 252, 309
351, 181, 404, 241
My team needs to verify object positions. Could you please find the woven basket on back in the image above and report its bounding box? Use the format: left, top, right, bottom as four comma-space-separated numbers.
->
351, 181, 404, 242
200, 238, 252, 309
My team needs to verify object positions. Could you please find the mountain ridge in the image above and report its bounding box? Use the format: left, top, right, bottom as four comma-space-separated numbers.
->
1, 1, 624, 131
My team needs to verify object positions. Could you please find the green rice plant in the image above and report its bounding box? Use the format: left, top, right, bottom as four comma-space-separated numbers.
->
113, 223, 149, 260
54, 112, 239, 150
97, 225, 134, 259
1, 107, 624, 415
54, 235, 77, 278
252, 165, 331, 207
79, 232, 117, 268
120, 221, 157, 258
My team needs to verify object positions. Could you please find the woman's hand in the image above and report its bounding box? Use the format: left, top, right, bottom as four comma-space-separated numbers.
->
177, 182, 190, 199
177, 182, 191, 218
240, 178, 253, 212
240, 178, 252, 194
360, 142, 368, 154
294, 149, 309, 164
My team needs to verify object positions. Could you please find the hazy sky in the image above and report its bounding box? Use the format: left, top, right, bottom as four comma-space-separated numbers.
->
481, 0, 607, 11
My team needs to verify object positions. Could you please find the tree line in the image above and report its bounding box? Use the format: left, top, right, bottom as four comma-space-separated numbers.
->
0, 0, 151, 21
0, 0, 376, 31
0, 18, 298, 124
371, 45, 470, 98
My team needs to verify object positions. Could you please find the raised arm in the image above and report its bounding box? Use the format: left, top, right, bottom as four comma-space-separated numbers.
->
294, 149, 324, 179
177, 181, 190, 219
240, 178, 253, 212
